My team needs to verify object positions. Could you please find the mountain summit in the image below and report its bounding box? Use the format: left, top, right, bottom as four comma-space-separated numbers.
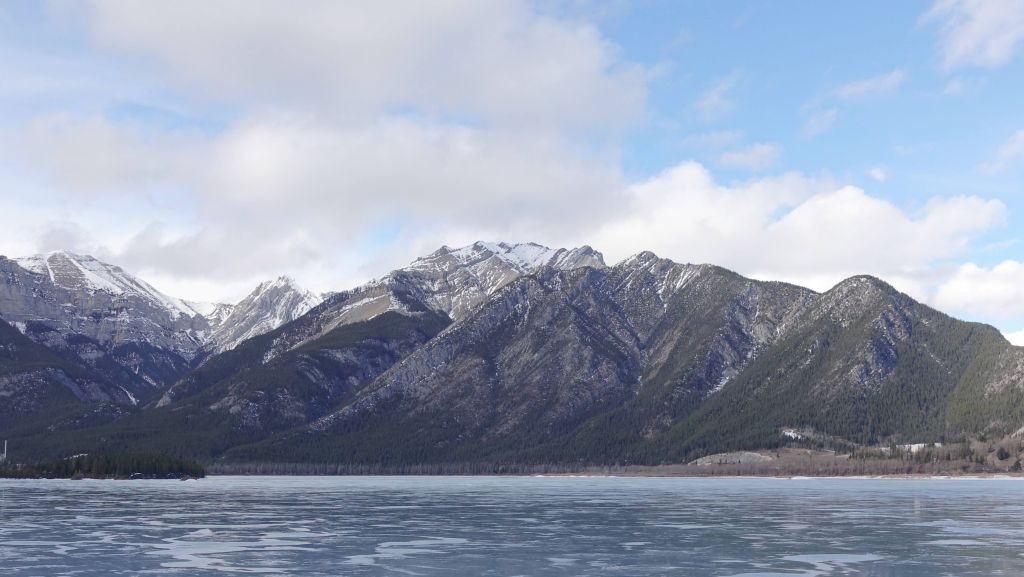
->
202, 276, 322, 357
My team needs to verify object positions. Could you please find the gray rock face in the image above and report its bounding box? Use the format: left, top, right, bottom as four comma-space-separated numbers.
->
307, 253, 816, 454
245, 241, 606, 364
2, 252, 208, 356
0, 252, 323, 403
201, 276, 322, 357
400, 241, 606, 321
0, 252, 211, 401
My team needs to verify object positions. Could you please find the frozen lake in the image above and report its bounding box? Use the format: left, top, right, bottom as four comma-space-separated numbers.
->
2, 475, 1023, 575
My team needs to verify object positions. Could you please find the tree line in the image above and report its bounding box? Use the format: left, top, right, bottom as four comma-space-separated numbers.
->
0, 453, 205, 479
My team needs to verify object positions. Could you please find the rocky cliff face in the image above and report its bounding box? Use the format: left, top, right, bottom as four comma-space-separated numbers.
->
241, 253, 1018, 466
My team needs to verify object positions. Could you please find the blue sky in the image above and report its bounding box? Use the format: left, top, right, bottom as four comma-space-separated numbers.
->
1, 1, 1023, 341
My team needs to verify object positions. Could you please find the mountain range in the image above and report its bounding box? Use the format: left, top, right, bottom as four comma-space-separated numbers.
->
1, 242, 1022, 467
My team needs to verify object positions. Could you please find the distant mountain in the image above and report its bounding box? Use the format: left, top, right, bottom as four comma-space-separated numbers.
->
131, 242, 603, 451
0, 252, 322, 407
3, 241, 1023, 467
321, 241, 605, 330
19, 241, 603, 457
0, 252, 211, 403
200, 276, 322, 358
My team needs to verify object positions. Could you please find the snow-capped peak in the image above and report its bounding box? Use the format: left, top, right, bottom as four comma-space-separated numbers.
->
260, 276, 321, 309
15, 251, 202, 320
345, 241, 603, 323
420, 241, 605, 274
202, 275, 323, 354
619, 251, 662, 268
254, 275, 309, 296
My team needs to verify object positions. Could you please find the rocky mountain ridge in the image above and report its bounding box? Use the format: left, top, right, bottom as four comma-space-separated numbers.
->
1, 241, 1022, 467
0, 251, 320, 405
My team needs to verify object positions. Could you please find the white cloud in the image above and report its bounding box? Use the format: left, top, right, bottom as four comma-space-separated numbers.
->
934, 260, 1024, 317
868, 167, 888, 182
5, 111, 1012, 310
0, 0, 652, 301
69, 0, 648, 132
799, 71, 903, 139
22, 112, 202, 193
982, 129, 1024, 173
718, 143, 782, 170
836, 69, 906, 99
585, 163, 1006, 297
1, 1, 1014, 314
1005, 329, 1024, 346
923, 0, 1024, 69
695, 74, 738, 121
6, 112, 625, 299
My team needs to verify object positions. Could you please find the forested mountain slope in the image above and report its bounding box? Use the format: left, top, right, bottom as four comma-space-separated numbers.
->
3, 242, 1023, 467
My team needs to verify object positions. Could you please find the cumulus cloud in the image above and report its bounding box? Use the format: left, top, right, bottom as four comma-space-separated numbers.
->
585, 162, 1006, 297
934, 260, 1024, 317
982, 129, 1024, 173
2, 0, 648, 300
13, 112, 625, 291
1005, 329, 1024, 346
836, 69, 906, 99
718, 143, 782, 171
1, 0, 1015, 316
923, 0, 1024, 69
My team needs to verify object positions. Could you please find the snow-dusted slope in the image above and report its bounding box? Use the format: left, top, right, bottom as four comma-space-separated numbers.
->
203, 276, 322, 355
231, 241, 607, 364
354, 241, 606, 324
439, 241, 603, 273
0, 252, 216, 400
0, 252, 325, 397
185, 300, 235, 330
15, 252, 203, 320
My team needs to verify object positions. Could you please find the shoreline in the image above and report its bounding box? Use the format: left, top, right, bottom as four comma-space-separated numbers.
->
4, 472, 1022, 481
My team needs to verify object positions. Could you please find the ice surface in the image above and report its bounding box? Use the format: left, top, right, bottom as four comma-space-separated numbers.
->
2, 477, 1024, 576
